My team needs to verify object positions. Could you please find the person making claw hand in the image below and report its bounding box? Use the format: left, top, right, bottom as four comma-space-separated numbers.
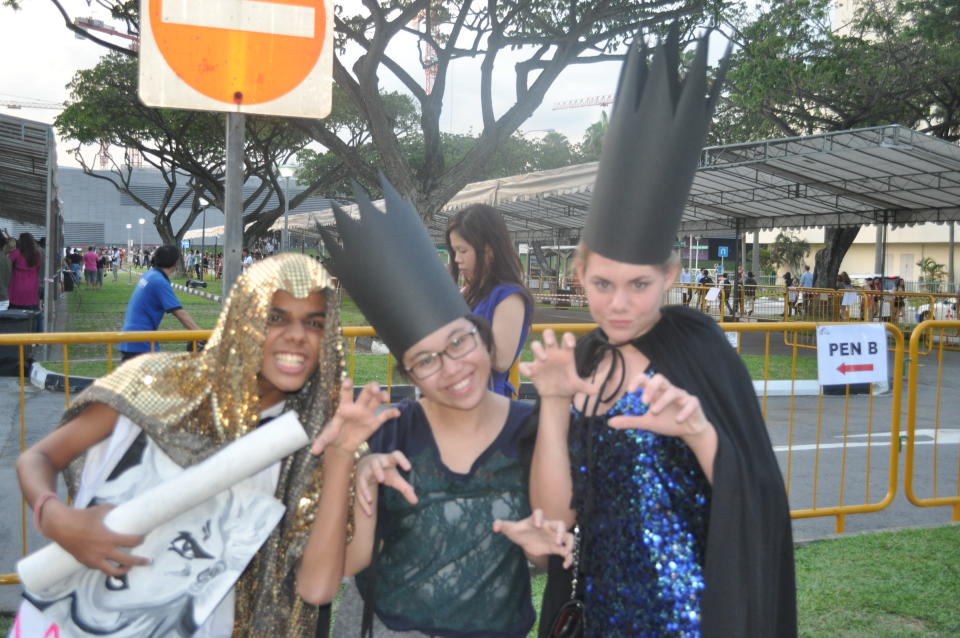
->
296, 177, 573, 638
524, 30, 796, 638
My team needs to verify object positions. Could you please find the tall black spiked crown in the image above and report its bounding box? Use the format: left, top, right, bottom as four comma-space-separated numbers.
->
584, 27, 728, 265
321, 176, 469, 362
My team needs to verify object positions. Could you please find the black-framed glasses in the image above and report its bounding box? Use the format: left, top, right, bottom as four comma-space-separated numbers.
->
406, 328, 479, 380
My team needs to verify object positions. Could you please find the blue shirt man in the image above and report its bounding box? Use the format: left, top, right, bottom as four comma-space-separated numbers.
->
799, 266, 814, 288
119, 245, 199, 359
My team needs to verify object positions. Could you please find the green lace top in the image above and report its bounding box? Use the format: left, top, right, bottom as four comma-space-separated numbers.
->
355, 400, 535, 638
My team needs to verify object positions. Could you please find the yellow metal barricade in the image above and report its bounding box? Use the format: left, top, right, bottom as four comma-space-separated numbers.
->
0, 320, 911, 588
905, 320, 960, 522
722, 322, 904, 533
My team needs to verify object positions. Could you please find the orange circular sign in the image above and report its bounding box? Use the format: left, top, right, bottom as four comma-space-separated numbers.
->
149, 0, 326, 105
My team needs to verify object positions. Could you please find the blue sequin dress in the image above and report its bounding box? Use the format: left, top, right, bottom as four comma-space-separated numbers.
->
569, 385, 712, 637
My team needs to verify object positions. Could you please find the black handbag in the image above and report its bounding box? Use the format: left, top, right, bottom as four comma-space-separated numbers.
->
544, 524, 585, 638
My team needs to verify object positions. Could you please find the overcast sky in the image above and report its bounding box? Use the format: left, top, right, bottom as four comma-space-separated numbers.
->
0, 0, 622, 170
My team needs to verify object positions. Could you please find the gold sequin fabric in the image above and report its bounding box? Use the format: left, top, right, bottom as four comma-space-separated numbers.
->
61, 254, 346, 637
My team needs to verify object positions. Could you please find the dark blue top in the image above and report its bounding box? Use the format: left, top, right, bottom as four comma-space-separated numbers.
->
569, 386, 712, 637
357, 399, 536, 638
471, 284, 531, 397
119, 268, 182, 353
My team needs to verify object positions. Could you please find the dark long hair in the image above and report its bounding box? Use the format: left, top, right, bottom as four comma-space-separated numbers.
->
445, 204, 532, 309
17, 232, 40, 268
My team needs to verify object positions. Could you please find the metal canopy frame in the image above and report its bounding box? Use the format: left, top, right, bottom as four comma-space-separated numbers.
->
195, 124, 960, 246
425, 124, 960, 242
0, 114, 55, 226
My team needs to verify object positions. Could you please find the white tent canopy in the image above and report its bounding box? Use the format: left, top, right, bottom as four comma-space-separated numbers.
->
185, 124, 960, 244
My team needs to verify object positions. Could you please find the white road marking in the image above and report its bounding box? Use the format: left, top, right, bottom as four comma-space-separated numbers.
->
161, 0, 315, 38
774, 429, 960, 452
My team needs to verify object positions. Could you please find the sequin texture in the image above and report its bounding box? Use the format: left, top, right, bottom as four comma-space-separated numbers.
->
570, 379, 712, 638
59, 254, 350, 638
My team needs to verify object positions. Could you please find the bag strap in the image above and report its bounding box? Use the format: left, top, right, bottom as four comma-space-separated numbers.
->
569, 524, 581, 600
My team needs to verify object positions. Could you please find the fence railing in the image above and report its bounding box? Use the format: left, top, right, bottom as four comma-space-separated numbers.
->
2, 319, 957, 587
905, 320, 960, 521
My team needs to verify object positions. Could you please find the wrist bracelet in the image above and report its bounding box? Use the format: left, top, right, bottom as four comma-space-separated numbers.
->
32, 490, 59, 533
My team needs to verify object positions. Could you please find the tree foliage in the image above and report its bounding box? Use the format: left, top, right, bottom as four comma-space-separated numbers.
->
277, 0, 727, 219
714, 0, 960, 288
54, 53, 327, 247
11, 0, 732, 229
766, 231, 810, 277
718, 0, 960, 142
916, 256, 946, 284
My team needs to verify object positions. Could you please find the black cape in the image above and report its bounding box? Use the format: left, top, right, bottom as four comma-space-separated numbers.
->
538, 305, 796, 638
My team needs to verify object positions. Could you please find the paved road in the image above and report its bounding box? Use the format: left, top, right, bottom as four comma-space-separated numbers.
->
1, 338, 956, 610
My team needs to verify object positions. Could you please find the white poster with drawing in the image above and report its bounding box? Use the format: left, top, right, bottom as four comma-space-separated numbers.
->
13, 425, 285, 637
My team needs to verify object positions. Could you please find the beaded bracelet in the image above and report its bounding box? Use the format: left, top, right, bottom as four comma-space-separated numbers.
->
32, 491, 59, 533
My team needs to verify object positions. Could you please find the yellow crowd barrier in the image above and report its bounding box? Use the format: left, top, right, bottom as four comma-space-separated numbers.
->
905, 320, 960, 522
1, 318, 951, 587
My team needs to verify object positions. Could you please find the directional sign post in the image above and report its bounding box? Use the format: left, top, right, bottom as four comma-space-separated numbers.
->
816, 323, 888, 387
717, 245, 729, 274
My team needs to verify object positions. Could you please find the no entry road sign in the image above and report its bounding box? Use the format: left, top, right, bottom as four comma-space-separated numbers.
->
139, 0, 333, 117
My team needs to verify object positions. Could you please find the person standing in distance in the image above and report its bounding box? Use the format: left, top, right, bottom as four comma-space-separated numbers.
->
118, 245, 199, 362
83, 245, 98, 289
679, 265, 693, 305
446, 204, 533, 397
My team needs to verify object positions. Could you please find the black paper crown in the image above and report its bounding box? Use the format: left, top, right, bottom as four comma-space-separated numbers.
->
584, 27, 729, 265
321, 175, 469, 362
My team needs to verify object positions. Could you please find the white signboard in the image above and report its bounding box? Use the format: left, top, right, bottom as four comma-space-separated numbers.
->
816, 323, 888, 386
841, 292, 859, 306
725, 331, 739, 349
139, 0, 334, 117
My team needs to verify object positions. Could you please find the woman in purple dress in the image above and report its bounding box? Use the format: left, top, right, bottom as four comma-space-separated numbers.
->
446, 205, 532, 397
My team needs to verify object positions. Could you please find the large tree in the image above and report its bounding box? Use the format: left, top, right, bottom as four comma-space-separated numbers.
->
319, 1, 729, 220
55, 53, 354, 247
718, 0, 960, 287
6, 1, 732, 230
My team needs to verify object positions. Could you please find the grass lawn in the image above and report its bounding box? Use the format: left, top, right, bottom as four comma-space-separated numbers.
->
743, 353, 818, 380
3, 525, 956, 637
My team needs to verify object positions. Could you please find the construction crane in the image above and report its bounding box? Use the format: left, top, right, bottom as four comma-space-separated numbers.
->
0, 99, 64, 110
69, 17, 143, 168
74, 16, 140, 51
553, 95, 613, 110
408, 2, 442, 95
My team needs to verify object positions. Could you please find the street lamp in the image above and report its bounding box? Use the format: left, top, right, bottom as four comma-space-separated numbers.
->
199, 197, 210, 280
125, 224, 132, 281
279, 164, 297, 252
138, 218, 145, 264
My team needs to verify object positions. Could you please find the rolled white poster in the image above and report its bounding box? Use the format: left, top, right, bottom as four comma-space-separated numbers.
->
18, 411, 309, 592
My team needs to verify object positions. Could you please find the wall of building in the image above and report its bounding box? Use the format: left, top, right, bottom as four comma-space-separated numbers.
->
56, 166, 331, 250
758, 224, 960, 283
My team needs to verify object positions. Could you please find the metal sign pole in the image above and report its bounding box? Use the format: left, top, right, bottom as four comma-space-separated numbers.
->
222, 112, 245, 299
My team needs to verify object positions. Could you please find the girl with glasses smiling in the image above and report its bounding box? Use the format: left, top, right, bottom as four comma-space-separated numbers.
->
296, 179, 573, 638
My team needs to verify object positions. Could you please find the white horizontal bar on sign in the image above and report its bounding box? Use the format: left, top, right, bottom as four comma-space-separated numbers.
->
161, 0, 316, 38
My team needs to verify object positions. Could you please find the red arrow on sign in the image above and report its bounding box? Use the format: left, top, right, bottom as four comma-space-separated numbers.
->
837, 363, 874, 374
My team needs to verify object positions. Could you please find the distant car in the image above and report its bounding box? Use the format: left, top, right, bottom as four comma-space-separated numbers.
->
915, 301, 957, 322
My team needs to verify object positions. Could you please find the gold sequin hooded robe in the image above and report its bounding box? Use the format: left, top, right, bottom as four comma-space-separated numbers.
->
60, 254, 345, 637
